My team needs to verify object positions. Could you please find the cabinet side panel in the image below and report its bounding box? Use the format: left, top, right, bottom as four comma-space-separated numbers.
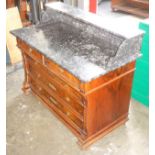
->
85, 68, 134, 136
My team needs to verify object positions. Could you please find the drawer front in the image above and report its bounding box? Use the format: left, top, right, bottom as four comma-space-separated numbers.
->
30, 78, 83, 131
28, 57, 85, 116
17, 39, 42, 63
44, 57, 80, 89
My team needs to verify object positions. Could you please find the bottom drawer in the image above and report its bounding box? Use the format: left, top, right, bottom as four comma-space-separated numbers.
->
30, 78, 83, 132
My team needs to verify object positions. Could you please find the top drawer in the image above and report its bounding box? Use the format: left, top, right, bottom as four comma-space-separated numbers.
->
44, 57, 81, 89
17, 39, 43, 63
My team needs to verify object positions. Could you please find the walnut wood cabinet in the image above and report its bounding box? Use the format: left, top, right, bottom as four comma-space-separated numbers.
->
17, 38, 136, 148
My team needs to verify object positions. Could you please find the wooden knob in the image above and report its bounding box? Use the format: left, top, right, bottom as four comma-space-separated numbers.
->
37, 74, 41, 78
65, 97, 70, 102
38, 87, 42, 91
66, 112, 70, 116
59, 68, 64, 73
29, 48, 32, 52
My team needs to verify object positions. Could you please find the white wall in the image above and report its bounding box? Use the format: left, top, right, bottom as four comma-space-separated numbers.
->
78, 0, 89, 11
64, 0, 90, 11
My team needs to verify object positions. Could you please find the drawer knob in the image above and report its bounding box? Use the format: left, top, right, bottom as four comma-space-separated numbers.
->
37, 74, 41, 78
38, 87, 42, 91
49, 97, 58, 105
29, 48, 32, 52
48, 83, 56, 91
65, 97, 70, 102
66, 112, 70, 116
59, 68, 64, 73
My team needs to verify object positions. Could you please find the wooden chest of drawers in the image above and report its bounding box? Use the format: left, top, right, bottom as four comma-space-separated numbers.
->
17, 39, 135, 148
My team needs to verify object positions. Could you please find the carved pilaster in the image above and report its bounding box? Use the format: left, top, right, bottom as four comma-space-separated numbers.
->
21, 52, 30, 94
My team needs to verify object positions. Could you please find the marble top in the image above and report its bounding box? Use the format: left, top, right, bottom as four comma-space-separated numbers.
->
11, 2, 143, 82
